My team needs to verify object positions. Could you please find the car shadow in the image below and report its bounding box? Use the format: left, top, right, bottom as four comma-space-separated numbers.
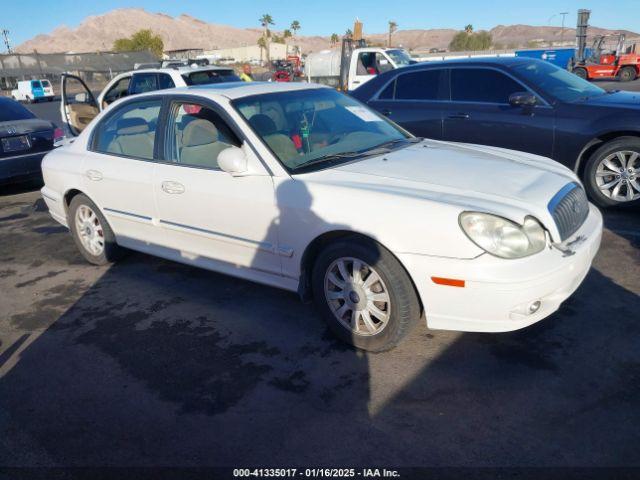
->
0, 194, 638, 468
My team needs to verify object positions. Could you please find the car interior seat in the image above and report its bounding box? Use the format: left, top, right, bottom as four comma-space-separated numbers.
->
180, 119, 230, 168
106, 117, 154, 158
249, 114, 298, 162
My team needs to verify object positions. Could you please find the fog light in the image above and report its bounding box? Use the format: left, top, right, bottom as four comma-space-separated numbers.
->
528, 301, 541, 314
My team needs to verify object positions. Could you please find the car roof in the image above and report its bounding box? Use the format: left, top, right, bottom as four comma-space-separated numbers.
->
173, 81, 328, 100
400, 55, 539, 70
130, 66, 235, 75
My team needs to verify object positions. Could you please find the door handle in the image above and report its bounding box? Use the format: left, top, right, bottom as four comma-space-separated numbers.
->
85, 169, 103, 181
381, 108, 392, 116
161, 181, 185, 194
447, 113, 470, 120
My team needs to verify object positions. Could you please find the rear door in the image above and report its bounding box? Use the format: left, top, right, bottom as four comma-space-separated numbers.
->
366, 68, 446, 140
441, 67, 555, 156
81, 97, 163, 244
60, 74, 100, 137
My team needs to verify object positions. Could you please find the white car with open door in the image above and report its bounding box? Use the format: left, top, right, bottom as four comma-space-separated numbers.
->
43, 80, 602, 351
59, 67, 241, 136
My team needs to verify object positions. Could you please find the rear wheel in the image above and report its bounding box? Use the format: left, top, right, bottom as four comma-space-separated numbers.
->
573, 67, 588, 80
311, 236, 421, 352
617, 66, 637, 82
584, 137, 640, 207
68, 194, 123, 265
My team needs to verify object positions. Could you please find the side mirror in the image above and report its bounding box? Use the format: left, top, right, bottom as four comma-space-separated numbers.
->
74, 92, 87, 103
509, 92, 538, 107
218, 145, 248, 176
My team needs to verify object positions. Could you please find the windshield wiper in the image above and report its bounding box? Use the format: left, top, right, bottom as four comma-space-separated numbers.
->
292, 137, 422, 173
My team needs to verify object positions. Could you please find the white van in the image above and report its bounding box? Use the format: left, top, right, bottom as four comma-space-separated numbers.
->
11, 79, 55, 103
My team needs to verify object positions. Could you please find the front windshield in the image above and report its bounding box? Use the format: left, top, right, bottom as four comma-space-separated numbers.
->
512, 60, 606, 103
233, 88, 411, 172
386, 49, 413, 67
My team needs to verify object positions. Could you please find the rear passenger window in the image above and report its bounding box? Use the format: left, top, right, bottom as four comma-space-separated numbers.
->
159, 74, 176, 90
451, 68, 523, 104
378, 79, 396, 100
93, 99, 162, 160
130, 73, 159, 94
395, 70, 443, 100
165, 101, 241, 170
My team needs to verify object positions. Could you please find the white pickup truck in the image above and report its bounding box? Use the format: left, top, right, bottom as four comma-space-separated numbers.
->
304, 41, 414, 91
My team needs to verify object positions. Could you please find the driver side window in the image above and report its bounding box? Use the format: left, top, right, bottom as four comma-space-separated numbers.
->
165, 101, 241, 170
103, 76, 131, 106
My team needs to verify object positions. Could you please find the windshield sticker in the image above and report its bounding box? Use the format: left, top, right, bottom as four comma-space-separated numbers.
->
345, 106, 383, 122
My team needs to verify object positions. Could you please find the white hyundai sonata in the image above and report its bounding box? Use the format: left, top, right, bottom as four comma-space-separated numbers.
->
41, 78, 602, 351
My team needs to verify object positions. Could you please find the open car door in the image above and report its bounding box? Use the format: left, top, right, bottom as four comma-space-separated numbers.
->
60, 73, 99, 137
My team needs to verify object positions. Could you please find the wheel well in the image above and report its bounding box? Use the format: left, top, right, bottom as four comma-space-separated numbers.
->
576, 132, 640, 179
63, 189, 83, 215
298, 230, 424, 313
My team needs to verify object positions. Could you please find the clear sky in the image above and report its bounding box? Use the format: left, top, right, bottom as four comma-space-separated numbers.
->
2, 0, 639, 48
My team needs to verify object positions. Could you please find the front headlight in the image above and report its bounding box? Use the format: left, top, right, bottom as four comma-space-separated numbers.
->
459, 212, 547, 259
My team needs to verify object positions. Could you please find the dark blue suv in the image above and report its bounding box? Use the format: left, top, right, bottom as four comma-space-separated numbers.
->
351, 57, 640, 208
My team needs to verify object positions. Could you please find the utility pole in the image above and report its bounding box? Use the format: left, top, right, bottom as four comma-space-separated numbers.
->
559, 12, 569, 45
1, 29, 13, 53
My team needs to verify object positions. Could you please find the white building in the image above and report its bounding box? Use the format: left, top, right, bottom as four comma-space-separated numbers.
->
199, 43, 296, 64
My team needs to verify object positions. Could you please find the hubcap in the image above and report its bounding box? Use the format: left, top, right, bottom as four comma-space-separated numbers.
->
595, 150, 640, 202
324, 257, 391, 336
75, 205, 105, 256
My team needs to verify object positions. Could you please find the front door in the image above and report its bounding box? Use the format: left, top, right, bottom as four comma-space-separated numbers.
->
60, 74, 100, 137
153, 98, 281, 276
441, 67, 555, 157
81, 97, 162, 243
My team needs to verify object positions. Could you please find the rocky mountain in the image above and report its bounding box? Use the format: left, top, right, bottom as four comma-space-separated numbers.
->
14, 8, 639, 55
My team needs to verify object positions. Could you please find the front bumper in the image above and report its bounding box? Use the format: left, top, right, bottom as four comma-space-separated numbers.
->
397, 204, 603, 333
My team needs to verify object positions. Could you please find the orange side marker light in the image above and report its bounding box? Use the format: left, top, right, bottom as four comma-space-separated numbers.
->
431, 277, 465, 287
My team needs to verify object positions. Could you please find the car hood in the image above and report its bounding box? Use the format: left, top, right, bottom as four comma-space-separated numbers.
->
297, 139, 580, 238
580, 90, 640, 108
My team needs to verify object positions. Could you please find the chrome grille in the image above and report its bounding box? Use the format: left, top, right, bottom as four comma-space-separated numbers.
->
548, 183, 590, 241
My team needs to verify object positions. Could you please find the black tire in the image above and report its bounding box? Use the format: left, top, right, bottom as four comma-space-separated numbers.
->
68, 193, 123, 265
617, 66, 637, 82
573, 67, 588, 80
311, 236, 422, 352
583, 136, 640, 208
26, 96, 32, 104
47, 97, 54, 102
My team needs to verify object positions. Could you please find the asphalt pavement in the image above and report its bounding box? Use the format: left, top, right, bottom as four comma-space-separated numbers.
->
0, 183, 639, 472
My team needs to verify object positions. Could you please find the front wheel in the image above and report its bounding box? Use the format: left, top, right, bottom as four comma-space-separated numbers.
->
311, 236, 421, 352
584, 137, 640, 207
68, 194, 123, 265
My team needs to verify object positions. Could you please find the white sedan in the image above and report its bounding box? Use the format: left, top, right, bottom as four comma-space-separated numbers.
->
41, 80, 603, 351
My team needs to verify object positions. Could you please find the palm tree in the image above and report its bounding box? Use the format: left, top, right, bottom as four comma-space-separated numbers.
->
259, 14, 274, 63
388, 20, 398, 47
290, 20, 301, 36
464, 24, 473, 34
290, 21, 301, 55
345, 29, 353, 38
330, 33, 340, 47
257, 36, 267, 64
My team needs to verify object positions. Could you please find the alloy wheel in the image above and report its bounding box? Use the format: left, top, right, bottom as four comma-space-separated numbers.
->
75, 205, 105, 256
324, 257, 391, 336
595, 150, 640, 202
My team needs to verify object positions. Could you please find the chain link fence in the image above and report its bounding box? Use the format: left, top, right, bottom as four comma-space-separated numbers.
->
0, 50, 158, 96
